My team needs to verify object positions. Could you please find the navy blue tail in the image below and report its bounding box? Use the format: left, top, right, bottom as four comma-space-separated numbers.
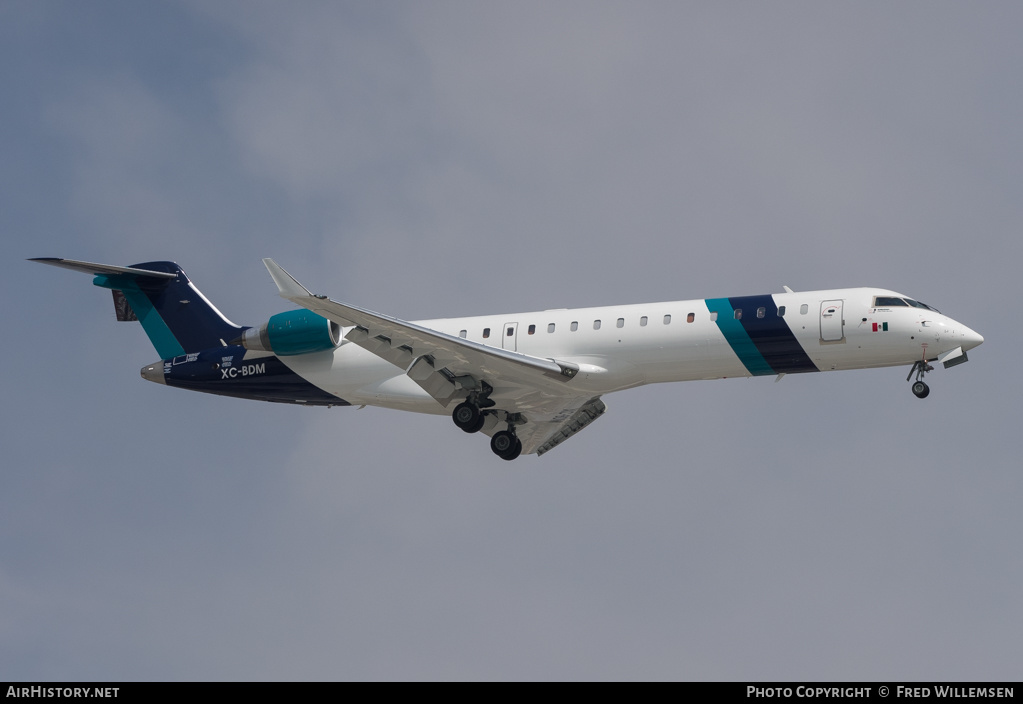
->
92, 261, 244, 358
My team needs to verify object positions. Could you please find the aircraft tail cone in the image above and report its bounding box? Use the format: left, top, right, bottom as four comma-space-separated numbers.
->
141, 362, 166, 385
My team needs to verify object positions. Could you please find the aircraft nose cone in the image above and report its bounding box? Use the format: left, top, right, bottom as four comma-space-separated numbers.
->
962, 327, 984, 351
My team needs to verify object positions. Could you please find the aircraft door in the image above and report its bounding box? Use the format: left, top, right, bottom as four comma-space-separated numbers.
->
820, 300, 844, 342
501, 322, 518, 351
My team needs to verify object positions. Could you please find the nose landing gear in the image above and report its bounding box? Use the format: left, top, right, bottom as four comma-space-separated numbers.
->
907, 359, 934, 399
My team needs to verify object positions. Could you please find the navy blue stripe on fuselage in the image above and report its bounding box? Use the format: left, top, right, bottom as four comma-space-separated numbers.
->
727, 295, 818, 374
163, 346, 348, 407
705, 297, 775, 376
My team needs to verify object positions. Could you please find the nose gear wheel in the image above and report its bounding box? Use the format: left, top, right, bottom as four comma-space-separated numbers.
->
906, 359, 934, 399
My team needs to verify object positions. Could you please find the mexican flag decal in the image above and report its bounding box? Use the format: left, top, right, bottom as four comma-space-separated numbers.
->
872, 322, 889, 332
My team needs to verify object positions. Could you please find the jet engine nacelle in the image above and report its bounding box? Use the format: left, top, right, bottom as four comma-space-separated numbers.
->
240, 310, 341, 356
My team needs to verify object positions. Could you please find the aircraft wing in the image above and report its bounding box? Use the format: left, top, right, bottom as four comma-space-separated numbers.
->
263, 259, 602, 455
501, 395, 607, 456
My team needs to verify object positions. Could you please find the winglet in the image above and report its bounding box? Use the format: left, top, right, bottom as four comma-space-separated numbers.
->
262, 258, 314, 301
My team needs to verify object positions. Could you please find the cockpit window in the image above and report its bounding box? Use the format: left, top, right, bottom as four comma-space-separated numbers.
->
873, 295, 941, 313
905, 298, 941, 313
873, 296, 909, 307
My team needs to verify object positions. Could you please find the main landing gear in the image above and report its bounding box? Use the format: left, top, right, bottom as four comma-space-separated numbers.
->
451, 382, 495, 434
490, 430, 522, 461
452, 401, 485, 433
450, 391, 523, 460
907, 359, 934, 399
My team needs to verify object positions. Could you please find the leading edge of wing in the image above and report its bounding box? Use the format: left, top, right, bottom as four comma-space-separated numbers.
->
261, 259, 580, 384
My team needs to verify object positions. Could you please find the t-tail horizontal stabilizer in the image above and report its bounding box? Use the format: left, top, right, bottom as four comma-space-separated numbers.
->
30, 257, 243, 358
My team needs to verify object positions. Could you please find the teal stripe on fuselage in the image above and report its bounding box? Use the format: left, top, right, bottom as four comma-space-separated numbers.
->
704, 297, 774, 376
94, 275, 185, 359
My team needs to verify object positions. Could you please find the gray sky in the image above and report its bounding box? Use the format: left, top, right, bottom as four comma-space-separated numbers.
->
2, 1, 1020, 680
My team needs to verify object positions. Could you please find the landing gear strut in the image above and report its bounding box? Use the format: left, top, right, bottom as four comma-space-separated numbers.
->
451, 382, 522, 459
907, 359, 933, 399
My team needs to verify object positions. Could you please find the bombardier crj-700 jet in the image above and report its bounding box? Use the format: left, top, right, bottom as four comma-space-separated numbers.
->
32, 257, 984, 460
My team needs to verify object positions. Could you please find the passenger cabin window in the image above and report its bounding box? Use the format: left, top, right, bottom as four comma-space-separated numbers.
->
506, 327, 514, 337
734, 309, 742, 320
548, 323, 555, 333
778, 306, 786, 317
640, 316, 648, 326
527, 324, 535, 335
687, 312, 695, 323
757, 307, 765, 319
710, 311, 718, 321
483, 327, 490, 339
459, 330, 467, 338
800, 304, 808, 315
593, 320, 601, 330
616, 318, 624, 328
663, 314, 671, 325
571, 321, 578, 332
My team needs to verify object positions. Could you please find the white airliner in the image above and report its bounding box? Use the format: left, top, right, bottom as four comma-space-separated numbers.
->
32, 257, 984, 460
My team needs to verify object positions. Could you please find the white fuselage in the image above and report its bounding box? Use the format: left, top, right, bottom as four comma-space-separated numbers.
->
277, 287, 983, 414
